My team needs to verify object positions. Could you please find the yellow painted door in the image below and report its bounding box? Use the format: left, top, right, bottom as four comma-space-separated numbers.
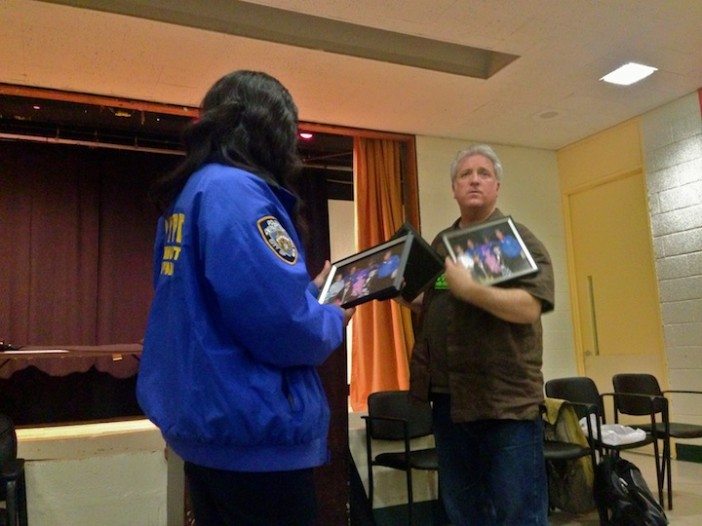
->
569, 171, 666, 399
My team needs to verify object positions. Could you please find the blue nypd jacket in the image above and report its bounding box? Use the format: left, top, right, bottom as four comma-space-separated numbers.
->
136, 163, 345, 472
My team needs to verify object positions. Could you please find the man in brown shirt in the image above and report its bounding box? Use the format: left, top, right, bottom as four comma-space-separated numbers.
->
408, 144, 554, 525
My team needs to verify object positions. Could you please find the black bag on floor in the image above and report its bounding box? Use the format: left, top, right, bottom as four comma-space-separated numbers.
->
594, 455, 668, 525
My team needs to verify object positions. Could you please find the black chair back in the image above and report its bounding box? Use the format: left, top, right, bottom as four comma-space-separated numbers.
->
366, 390, 433, 440
612, 374, 667, 415
545, 376, 604, 421
0, 414, 17, 470
545, 375, 666, 511
363, 390, 440, 525
0, 413, 28, 526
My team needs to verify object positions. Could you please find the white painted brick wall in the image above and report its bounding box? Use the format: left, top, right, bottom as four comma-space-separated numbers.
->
641, 92, 702, 434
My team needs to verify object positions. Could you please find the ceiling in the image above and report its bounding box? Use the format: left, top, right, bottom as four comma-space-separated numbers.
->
1, 0, 701, 151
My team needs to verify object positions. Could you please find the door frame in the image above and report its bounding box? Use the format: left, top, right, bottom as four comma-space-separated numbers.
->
562, 167, 665, 377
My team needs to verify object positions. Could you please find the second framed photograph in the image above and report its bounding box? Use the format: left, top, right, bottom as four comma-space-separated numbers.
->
390, 222, 444, 301
442, 216, 538, 286
318, 235, 413, 308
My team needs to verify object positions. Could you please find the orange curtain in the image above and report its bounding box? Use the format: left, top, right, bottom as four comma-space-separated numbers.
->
349, 137, 415, 411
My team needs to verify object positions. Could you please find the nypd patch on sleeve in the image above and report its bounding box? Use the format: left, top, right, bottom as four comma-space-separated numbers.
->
257, 215, 298, 265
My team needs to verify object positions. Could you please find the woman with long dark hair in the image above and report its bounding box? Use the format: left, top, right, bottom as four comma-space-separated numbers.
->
137, 70, 354, 525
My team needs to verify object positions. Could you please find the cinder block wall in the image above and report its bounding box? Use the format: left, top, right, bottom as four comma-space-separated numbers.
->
641, 91, 702, 442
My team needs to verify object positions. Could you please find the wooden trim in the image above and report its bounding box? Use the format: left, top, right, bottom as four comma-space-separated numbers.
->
562, 167, 643, 196
298, 124, 420, 231
1, 84, 421, 229
0, 132, 184, 156
560, 192, 586, 374
403, 137, 421, 230
0, 83, 199, 117
299, 121, 414, 142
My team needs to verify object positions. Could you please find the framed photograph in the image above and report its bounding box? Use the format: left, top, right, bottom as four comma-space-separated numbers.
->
442, 216, 538, 286
390, 222, 444, 301
319, 235, 413, 308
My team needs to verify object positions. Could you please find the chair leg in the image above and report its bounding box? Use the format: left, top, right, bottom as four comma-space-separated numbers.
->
19, 473, 28, 526
6, 479, 17, 526
665, 436, 673, 510
365, 430, 375, 512
367, 465, 375, 510
652, 437, 665, 509
434, 477, 447, 526
406, 468, 414, 526
544, 460, 553, 514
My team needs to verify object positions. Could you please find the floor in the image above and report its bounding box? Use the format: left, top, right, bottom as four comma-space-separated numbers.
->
549, 452, 702, 526
362, 447, 702, 525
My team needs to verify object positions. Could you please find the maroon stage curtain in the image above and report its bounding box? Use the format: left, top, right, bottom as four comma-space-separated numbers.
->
0, 141, 178, 346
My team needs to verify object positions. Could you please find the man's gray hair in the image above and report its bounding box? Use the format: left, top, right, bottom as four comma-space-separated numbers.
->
450, 144, 503, 183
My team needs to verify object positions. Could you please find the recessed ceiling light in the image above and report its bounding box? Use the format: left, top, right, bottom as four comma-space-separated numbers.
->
600, 62, 657, 86
299, 132, 313, 140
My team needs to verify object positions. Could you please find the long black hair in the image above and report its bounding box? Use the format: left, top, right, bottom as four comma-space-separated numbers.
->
150, 70, 302, 213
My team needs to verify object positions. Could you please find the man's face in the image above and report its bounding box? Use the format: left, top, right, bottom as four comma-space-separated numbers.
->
452, 154, 500, 215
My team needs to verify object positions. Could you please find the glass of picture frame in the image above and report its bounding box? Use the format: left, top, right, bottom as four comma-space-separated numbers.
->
318, 235, 413, 308
442, 216, 538, 286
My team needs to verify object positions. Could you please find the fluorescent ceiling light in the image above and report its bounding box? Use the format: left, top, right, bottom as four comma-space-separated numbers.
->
600, 62, 658, 85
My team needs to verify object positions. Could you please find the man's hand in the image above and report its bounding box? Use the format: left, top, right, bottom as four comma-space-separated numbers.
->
443, 257, 541, 324
314, 262, 355, 325
341, 306, 356, 326
313, 260, 332, 290
444, 257, 478, 301
392, 292, 424, 313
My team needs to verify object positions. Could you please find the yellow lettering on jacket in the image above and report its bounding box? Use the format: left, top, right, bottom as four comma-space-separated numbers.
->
162, 246, 182, 261
160, 213, 186, 276
160, 261, 174, 276
165, 213, 185, 243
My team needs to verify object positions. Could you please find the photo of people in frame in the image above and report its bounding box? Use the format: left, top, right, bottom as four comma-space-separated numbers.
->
442, 216, 538, 286
318, 235, 411, 308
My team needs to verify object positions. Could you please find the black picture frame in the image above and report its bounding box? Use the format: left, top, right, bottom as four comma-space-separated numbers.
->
318, 235, 413, 308
390, 222, 444, 301
442, 216, 538, 286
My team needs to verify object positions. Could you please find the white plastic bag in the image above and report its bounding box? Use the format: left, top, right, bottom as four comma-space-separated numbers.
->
579, 415, 647, 445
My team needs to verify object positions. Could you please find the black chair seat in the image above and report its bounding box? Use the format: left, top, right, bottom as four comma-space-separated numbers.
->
544, 440, 592, 461
0, 459, 24, 481
602, 434, 657, 451
636, 422, 702, 440
375, 448, 438, 471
